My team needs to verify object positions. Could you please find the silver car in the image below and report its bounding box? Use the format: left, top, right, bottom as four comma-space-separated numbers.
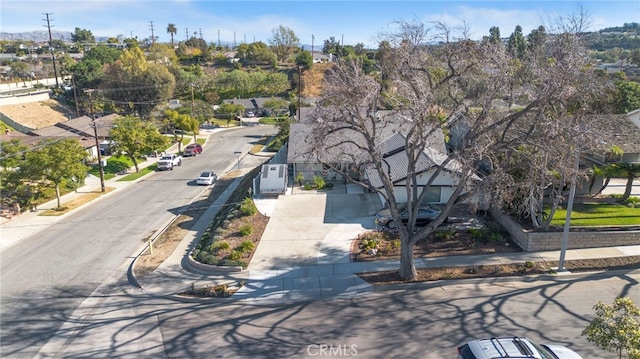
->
457, 337, 583, 359
375, 205, 444, 230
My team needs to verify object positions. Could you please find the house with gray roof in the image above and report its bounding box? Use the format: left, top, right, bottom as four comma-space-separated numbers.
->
222, 97, 288, 117
287, 107, 470, 204
26, 113, 119, 158
363, 132, 475, 204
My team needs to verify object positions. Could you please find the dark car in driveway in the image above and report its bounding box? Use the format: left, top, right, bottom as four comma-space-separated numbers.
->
375, 205, 445, 230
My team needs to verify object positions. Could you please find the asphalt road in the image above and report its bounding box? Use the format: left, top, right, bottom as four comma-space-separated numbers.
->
156, 272, 639, 358
0, 125, 277, 358
30, 269, 640, 358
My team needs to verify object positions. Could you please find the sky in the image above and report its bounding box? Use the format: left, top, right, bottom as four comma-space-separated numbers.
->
1, 0, 638, 48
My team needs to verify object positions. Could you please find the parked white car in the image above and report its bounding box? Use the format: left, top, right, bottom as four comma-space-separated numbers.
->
196, 171, 217, 185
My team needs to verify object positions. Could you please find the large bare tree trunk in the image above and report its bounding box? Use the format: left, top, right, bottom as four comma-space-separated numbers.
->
399, 239, 417, 280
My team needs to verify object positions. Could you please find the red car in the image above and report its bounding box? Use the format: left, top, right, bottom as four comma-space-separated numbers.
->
183, 143, 203, 157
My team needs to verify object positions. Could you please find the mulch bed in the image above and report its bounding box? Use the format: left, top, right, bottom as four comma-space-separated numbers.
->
358, 256, 640, 286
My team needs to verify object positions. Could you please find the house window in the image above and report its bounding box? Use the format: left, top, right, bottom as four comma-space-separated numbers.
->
420, 186, 442, 204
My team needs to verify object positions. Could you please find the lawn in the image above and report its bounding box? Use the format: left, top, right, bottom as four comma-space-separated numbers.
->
551, 203, 640, 226
117, 165, 157, 181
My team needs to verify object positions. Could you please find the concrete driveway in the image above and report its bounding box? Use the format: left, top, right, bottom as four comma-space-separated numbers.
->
250, 184, 382, 270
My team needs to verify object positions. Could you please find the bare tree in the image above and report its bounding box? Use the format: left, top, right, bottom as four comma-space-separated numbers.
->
305, 19, 608, 280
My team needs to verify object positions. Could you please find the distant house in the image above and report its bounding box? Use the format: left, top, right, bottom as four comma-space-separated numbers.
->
28, 113, 119, 158
168, 99, 181, 109
222, 97, 287, 117
585, 112, 640, 165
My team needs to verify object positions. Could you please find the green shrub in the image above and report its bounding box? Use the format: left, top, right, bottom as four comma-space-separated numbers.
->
239, 197, 257, 216
468, 228, 484, 240
488, 232, 503, 243
221, 259, 247, 267
313, 176, 325, 189
303, 183, 313, 190
212, 235, 223, 241
227, 250, 241, 260
358, 233, 382, 252
388, 239, 401, 252
435, 229, 456, 241
210, 241, 230, 252
222, 220, 231, 229
239, 224, 253, 236
238, 240, 255, 253
196, 252, 219, 265
623, 197, 640, 208
324, 182, 334, 189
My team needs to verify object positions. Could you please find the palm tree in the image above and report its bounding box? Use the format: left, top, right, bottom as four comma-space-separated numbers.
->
614, 163, 640, 201
167, 23, 177, 48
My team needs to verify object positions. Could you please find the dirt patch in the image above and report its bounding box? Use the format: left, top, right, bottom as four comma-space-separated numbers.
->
1, 100, 77, 129
358, 256, 640, 286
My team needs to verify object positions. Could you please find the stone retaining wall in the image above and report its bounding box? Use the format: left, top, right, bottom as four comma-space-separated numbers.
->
490, 208, 640, 251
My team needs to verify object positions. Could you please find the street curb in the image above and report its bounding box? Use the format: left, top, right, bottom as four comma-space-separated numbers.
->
185, 253, 245, 273
367, 267, 640, 292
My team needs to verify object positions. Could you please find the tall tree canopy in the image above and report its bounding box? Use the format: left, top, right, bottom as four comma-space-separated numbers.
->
109, 116, 170, 172
101, 47, 176, 116
488, 26, 501, 45
306, 19, 607, 280
268, 25, 299, 63
614, 81, 640, 114
71, 28, 96, 51
167, 23, 177, 48
23, 138, 88, 209
508, 25, 528, 59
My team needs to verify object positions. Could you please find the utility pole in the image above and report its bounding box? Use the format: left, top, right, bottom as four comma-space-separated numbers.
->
199, 28, 203, 39
311, 34, 314, 60
85, 90, 106, 192
42, 13, 59, 88
185, 28, 189, 41
190, 83, 195, 117
217, 30, 221, 48
71, 75, 80, 117
297, 66, 302, 120
149, 21, 156, 45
